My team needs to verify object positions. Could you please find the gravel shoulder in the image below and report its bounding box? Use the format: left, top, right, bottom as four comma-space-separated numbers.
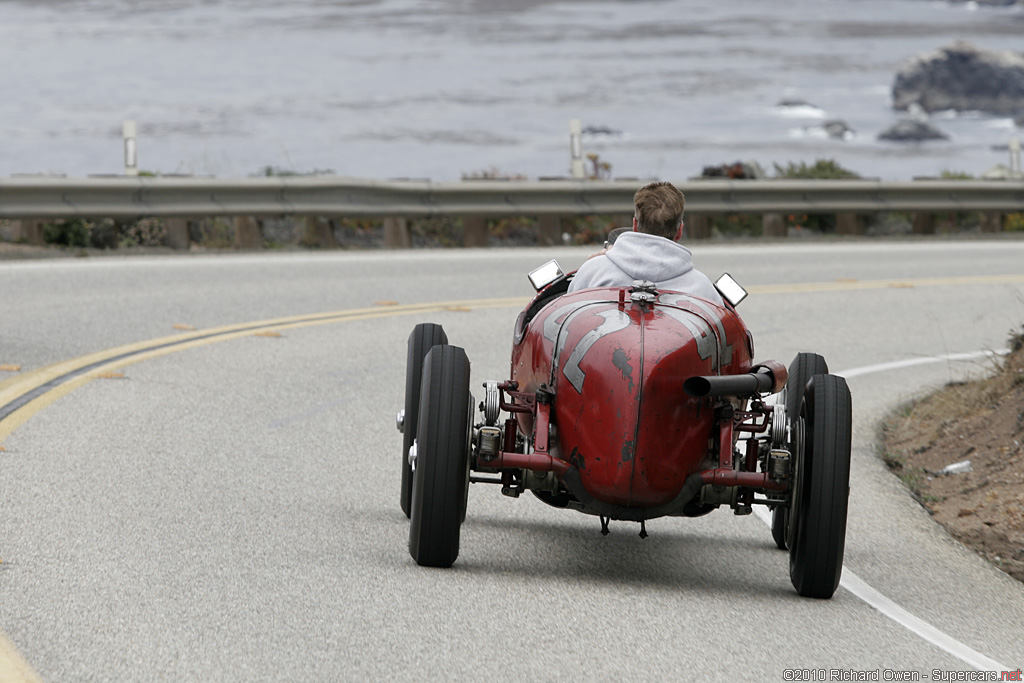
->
881, 331, 1024, 583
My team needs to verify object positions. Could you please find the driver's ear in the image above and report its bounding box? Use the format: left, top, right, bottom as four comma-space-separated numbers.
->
632, 216, 639, 232
675, 221, 685, 242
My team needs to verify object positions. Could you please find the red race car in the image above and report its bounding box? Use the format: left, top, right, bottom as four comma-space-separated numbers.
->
397, 258, 852, 599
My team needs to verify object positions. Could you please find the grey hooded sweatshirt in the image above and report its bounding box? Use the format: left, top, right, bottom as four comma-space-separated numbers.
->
567, 231, 723, 305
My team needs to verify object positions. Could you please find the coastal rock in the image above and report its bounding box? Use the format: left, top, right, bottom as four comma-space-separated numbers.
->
949, 0, 1021, 5
823, 120, 855, 140
776, 98, 820, 110
877, 118, 949, 142
892, 41, 1024, 115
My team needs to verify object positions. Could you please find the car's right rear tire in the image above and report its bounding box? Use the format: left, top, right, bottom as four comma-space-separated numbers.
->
788, 373, 852, 599
772, 352, 830, 550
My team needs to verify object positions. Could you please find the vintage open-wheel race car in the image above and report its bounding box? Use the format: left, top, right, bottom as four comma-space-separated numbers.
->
396, 255, 852, 599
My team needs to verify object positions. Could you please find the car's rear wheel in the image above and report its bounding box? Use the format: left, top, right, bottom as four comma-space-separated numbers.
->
408, 345, 472, 568
772, 352, 829, 549
401, 323, 447, 518
788, 373, 852, 599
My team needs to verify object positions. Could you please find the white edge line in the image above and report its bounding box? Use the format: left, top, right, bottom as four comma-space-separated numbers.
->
835, 349, 1009, 380
839, 572, 1009, 672
757, 349, 1015, 672
752, 508, 1010, 672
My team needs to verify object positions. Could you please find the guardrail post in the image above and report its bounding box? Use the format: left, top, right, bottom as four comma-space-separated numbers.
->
19, 220, 46, 246
300, 216, 338, 248
463, 216, 488, 247
163, 218, 190, 250
384, 217, 411, 248
538, 215, 562, 246
687, 213, 710, 240
762, 213, 785, 238
836, 213, 861, 236
911, 213, 936, 235
980, 211, 1003, 233
234, 216, 263, 249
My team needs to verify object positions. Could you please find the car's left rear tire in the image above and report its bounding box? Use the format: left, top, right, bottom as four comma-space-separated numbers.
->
408, 345, 472, 568
789, 373, 852, 599
401, 323, 448, 518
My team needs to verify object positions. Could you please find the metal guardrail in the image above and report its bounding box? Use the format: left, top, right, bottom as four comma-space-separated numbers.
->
1, 176, 1023, 219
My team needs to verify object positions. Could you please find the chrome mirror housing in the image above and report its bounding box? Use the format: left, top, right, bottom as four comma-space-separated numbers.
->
715, 272, 748, 307
528, 259, 564, 291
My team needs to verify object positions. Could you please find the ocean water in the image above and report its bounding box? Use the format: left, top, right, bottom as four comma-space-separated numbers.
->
1, 0, 1022, 181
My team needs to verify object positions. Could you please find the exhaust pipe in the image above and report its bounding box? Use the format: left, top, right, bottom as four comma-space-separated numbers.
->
683, 360, 788, 398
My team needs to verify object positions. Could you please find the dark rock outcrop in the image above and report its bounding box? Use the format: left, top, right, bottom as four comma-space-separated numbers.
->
822, 120, 854, 140
892, 41, 1024, 115
776, 98, 820, 110
877, 118, 949, 142
949, 0, 1021, 5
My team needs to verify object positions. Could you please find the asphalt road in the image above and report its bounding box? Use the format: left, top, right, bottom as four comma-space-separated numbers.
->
2, 240, 1023, 681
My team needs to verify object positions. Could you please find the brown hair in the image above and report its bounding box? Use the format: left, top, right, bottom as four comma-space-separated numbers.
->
633, 181, 685, 239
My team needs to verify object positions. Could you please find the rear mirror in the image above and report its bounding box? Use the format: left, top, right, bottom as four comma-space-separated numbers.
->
715, 273, 748, 307
528, 260, 564, 291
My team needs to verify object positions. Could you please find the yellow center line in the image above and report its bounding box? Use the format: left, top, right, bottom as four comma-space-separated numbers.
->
6, 273, 1024, 440
0, 298, 529, 443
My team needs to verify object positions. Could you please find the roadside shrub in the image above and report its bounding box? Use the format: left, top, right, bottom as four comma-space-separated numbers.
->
773, 159, 861, 180
1005, 213, 1024, 232
119, 219, 166, 247
43, 219, 92, 247
410, 216, 462, 248
773, 159, 861, 234
709, 214, 761, 238
190, 218, 234, 249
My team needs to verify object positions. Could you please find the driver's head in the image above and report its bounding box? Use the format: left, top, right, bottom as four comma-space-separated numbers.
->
633, 181, 685, 240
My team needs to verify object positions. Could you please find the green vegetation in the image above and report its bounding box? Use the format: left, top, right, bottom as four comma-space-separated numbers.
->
192, 218, 234, 249
43, 219, 93, 248
773, 159, 861, 180
1005, 213, 1024, 232
41, 218, 168, 249
260, 166, 335, 177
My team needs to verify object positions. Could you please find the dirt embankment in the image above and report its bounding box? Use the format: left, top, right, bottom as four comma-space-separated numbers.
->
881, 330, 1024, 583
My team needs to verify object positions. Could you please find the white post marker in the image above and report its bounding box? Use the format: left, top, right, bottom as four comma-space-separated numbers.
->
123, 120, 138, 177
569, 118, 584, 179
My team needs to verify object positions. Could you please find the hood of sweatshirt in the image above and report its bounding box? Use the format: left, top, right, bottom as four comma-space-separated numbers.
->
604, 231, 694, 282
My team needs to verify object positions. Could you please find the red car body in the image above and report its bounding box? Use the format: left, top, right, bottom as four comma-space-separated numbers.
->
509, 286, 755, 511
402, 267, 852, 599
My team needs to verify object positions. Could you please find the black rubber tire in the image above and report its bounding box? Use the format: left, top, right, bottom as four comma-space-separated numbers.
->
789, 373, 852, 599
401, 323, 447, 518
772, 352, 830, 550
408, 345, 472, 568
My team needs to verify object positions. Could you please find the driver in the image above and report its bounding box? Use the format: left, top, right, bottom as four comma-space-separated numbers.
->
567, 181, 724, 306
